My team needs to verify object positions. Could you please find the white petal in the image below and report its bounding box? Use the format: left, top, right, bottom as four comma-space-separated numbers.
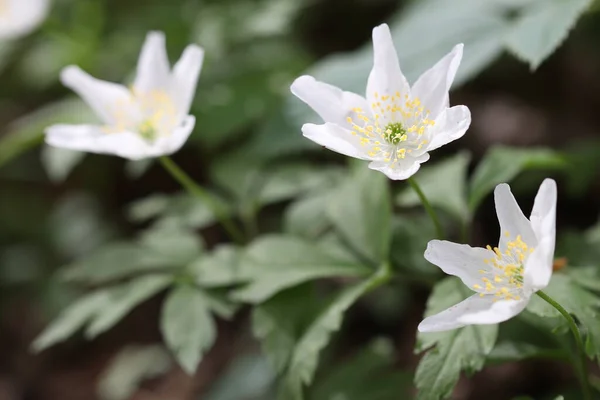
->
302, 123, 370, 160
411, 44, 463, 119
152, 115, 196, 156
426, 105, 471, 151
60, 66, 135, 126
170, 44, 204, 121
424, 240, 495, 293
367, 153, 429, 180
0, 0, 50, 40
366, 24, 410, 104
290, 75, 370, 127
494, 183, 537, 251
133, 31, 171, 94
418, 294, 528, 332
526, 179, 557, 290
45, 124, 151, 160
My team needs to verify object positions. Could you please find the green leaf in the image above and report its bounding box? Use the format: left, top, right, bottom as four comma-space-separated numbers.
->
32, 290, 112, 351
390, 214, 438, 276
86, 275, 173, 338
284, 190, 332, 239
189, 244, 244, 288
282, 264, 391, 399
397, 152, 470, 222
232, 235, 370, 303
527, 274, 600, 361
160, 285, 217, 375
487, 341, 565, 364
469, 146, 565, 212
505, 0, 592, 69
328, 167, 391, 264
415, 277, 498, 400
310, 338, 412, 400
41, 146, 86, 183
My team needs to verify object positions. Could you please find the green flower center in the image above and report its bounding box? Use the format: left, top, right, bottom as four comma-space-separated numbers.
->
383, 122, 407, 145
139, 120, 158, 142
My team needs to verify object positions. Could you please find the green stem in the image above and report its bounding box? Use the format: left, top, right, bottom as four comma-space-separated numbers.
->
407, 177, 444, 239
536, 290, 591, 400
158, 156, 244, 244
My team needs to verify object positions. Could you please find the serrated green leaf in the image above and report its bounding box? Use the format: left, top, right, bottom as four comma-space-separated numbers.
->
469, 146, 565, 212
505, 0, 592, 69
397, 152, 470, 222
415, 277, 498, 400
86, 275, 172, 338
232, 235, 370, 304
32, 290, 112, 351
527, 274, 600, 361
189, 244, 244, 288
160, 285, 216, 375
283, 264, 391, 399
328, 167, 391, 264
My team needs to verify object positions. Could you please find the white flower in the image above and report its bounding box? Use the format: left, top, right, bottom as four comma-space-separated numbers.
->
418, 179, 557, 332
45, 31, 204, 160
290, 24, 470, 180
0, 0, 50, 40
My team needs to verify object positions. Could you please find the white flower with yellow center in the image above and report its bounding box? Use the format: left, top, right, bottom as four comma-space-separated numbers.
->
290, 24, 471, 180
0, 0, 50, 40
418, 179, 557, 332
45, 31, 203, 160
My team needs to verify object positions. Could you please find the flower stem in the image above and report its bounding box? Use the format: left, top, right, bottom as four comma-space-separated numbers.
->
407, 177, 444, 239
158, 156, 244, 244
535, 290, 591, 400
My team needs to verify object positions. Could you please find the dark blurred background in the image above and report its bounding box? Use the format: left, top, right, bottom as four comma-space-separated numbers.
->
2, 0, 600, 399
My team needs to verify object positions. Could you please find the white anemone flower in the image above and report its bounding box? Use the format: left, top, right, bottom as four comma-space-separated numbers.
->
290, 23, 471, 180
418, 179, 557, 332
0, 0, 50, 40
45, 31, 204, 160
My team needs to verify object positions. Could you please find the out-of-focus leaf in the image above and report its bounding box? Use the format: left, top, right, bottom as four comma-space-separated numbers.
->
390, 215, 438, 276
41, 145, 86, 183
328, 167, 391, 265
469, 146, 565, 212
527, 273, 600, 361
32, 289, 112, 351
397, 152, 470, 222
487, 341, 565, 364
125, 158, 154, 179
161, 285, 217, 375
282, 264, 391, 399
189, 244, 244, 287
284, 190, 332, 239
232, 235, 370, 304
97, 345, 172, 400
310, 338, 411, 400
415, 277, 498, 400
0, 97, 96, 168
86, 275, 173, 338
505, 0, 592, 69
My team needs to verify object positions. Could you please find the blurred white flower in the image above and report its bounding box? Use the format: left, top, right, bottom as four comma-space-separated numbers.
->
418, 179, 557, 332
290, 24, 470, 180
0, 0, 50, 40
45, 31, 204, 160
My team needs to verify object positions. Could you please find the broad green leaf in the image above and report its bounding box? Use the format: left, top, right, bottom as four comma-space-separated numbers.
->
505, 0, 592, 69
487, 341, 565, 364
32, 290, 112, 351
86, 275, 173, 338
138, 225, 203, 265
252, 284, 322, 374
41, 146, 86, 183
415, 277, 498, 400
283, 263, 391, 399
189, 244, 244, 288
161, 285, 217, 374
310, 338, 412, 400
397, 152, 470, 222
328, 167, 391, 264
97, 345, 172, 400
232, 235, 370, 303
527, 274, 600, 361
0, 98, 96, 168
469, 146, 565, 212
284, 190, 332, 239
390, 215, 438, 276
